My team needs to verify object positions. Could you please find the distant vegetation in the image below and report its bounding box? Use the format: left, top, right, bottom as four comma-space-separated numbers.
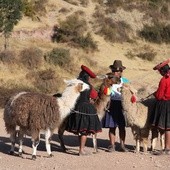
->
139, 23, 170, 44
0, 0, 169, 108
51, 13, 98, 51
44, 48, 71, 68
0, 0, 23, 49
22, 0, 48, 20
125, 45, 157, 61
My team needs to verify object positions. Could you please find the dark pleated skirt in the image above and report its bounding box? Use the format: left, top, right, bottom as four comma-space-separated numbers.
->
150, 100, 170, 131
66, 102, 102, 135
102, 100, 125, 128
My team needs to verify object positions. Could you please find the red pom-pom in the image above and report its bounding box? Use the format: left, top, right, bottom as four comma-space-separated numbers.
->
90, 88, 98, 99
131, 95, 136, 103
103, 87, 108, 95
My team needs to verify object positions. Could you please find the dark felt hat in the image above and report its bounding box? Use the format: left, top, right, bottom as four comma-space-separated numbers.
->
81, 65, 96, 78
109, 60, 126, 72
153, 59, 170, 70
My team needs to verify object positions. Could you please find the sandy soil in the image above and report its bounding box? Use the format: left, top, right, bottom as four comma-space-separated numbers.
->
0, 109, 169, 170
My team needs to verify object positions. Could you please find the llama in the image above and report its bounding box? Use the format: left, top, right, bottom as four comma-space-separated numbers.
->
3, 79, 89, 160
121, 84, 164, 153
58, 73, 120, 153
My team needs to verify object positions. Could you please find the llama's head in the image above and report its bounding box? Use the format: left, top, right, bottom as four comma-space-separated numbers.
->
97, 73, 120, 98
64, 79, 89, 93
97, 73, 120, 87
104, 72, 121, 87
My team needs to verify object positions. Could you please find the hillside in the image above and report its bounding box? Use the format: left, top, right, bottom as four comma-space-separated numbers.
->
0, 0, 170, 106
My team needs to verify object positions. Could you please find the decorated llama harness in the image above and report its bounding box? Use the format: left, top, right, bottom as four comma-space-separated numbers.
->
71, 74, 121, 115
71, 86, 112, 116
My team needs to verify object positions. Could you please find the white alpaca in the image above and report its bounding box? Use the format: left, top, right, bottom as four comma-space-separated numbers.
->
58, 73, 120, 153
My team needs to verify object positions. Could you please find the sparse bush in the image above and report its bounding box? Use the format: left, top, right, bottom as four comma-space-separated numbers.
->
80, 0, 89, 7
51, 13, 97, 51
125, 51, 136, 59
92, 0, 104, 5
59, 7, 70, 13
26, 69, 62, 93
34, 69, 60, 93
22, 0, 47, 20
136, 52, 156, 61
63, 0, 78, 6
97, 17, 131, 42
72, 33, 98, 51
44, 48, 71, 68
139, 23, 170, 44
34, 0, 47, 15
0, 86, 35, 108
74, 10, 85, 16
92, 5, 105, 21
51, 14, 87, 43
126, 45, 156, 61
60, 13, 87, 37
19, 47, 43, 69
0, 50, 18, 64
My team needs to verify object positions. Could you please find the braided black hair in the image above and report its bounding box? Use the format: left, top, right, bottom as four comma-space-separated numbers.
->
78, 71, 90, 84
159, 64, 170, 74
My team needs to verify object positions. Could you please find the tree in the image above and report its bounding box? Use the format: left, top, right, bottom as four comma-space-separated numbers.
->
0, 0, 23, 49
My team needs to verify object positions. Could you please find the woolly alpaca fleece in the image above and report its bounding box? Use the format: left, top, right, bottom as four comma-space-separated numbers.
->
3, 79, 89, 159
121, 84, 163, 153
121, 85, 154, 129
58, 73, 120, 153
4, 92, 60, 134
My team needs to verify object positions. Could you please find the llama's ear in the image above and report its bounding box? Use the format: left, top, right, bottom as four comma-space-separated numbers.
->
64, 79, 68, 84
64, 79, 78, 86
129, 85, 138, 94
64, 79, 71, 86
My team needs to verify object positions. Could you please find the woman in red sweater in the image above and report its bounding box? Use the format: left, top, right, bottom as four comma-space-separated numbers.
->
152, 60, 170, 155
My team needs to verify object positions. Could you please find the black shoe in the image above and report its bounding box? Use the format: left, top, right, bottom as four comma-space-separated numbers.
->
164, 149, 170, 155
119, 147, 128, 152
108, 145, 115, 152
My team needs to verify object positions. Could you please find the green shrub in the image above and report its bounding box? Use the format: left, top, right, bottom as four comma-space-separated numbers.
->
51, 13, 97, 51
44, 48, 71, 67
51, 13, 87, 44
22, 0, 47, 20
72, 33, 98, 51
19, 47, 43, 69
139, 23, 170, 43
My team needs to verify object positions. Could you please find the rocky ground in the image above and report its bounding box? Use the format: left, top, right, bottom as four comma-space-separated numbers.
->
0, 109, 169, 170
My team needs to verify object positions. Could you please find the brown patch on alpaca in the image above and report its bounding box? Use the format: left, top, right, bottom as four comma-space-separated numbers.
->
4, 92, 60, 134
76, 83, 83, 93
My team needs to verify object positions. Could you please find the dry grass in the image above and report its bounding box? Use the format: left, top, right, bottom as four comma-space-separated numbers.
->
0, 0, 169, 107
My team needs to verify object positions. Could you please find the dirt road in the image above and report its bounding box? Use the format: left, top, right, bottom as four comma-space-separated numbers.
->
0, 109, 169, 170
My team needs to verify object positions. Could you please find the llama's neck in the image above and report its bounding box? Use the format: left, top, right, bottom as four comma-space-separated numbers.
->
122, 92, 138, 119
95, 96, 110, 120
57, 86, 80, 121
